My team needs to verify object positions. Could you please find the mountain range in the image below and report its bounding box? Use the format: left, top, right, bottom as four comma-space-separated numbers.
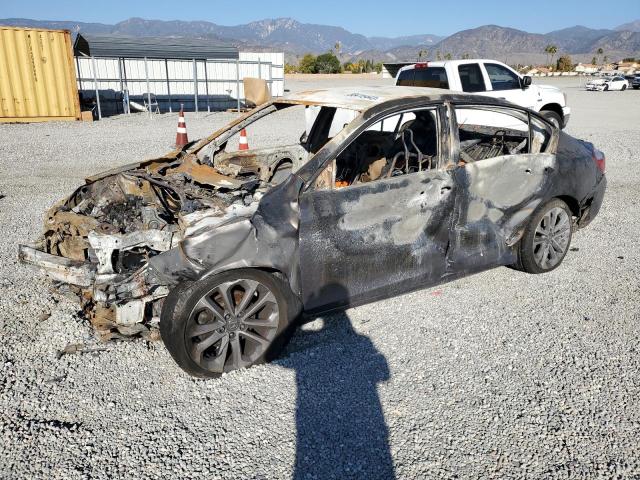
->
1, 16, 639, 65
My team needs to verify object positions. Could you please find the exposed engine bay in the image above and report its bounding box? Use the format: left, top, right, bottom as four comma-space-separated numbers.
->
26, 143, 304, 340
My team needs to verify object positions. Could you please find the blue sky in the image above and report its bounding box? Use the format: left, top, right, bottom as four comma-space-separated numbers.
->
1, 0, 638, 37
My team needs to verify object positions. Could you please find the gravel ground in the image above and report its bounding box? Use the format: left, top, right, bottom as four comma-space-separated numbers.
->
1, 77, 639, 479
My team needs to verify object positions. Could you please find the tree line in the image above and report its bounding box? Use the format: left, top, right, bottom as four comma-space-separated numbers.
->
285, 52, 383, 74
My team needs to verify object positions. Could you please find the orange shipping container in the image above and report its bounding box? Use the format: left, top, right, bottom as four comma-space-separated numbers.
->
0, 26, 81, 122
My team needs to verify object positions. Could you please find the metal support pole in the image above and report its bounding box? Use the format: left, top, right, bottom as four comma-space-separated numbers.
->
268, 62, 273, 95
193, 58, 198, 113
236, 59, 241, 112
164, 59, 172, 113
122, 58, 130, 114
117, 58, 124, 114
90, 56, 102, 120
258, 58, 262, 79
75, 56, 83, 90
144, 57, 151, 117
204, 60, 210, 112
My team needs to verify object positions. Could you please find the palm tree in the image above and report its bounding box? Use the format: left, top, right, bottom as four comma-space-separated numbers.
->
417, 49, 428, 62
544, 45, 557, 67
549, 45, 558, 68
596, 47, 604, 65
544, 45, 551, 65
334, 41, 342, 57
444, 53, 452, 60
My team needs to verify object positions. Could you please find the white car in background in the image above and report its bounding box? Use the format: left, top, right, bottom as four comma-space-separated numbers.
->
586, 76, 628, 91
395, 60, 571, 128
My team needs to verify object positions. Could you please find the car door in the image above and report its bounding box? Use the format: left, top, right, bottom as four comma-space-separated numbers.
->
297, 107, 456, 313
481, 62, 536, 109
446, 104, 556, 274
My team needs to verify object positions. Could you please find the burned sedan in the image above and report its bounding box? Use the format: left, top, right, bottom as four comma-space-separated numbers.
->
19, 87, 606, 377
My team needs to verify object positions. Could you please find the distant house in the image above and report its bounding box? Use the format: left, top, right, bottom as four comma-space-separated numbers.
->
614, 61, 639, 75
575, 63, 598, 74
526, 66, 552, 75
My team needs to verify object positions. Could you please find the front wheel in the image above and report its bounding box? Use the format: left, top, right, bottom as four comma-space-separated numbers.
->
622, 84, 627, 91
160, 269, 297, 378
517, 199, 573, 274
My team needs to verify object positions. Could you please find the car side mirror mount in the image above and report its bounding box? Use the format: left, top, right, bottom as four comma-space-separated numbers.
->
522, 76, 532, 89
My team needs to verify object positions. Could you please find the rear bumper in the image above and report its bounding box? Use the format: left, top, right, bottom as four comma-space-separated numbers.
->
577, 175, 606, 229
18, 244, 95, 287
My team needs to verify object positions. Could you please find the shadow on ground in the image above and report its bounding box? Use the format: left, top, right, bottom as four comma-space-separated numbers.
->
282, 308, 395, 480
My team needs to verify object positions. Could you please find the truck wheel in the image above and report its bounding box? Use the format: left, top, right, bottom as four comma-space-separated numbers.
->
517, 199, 573, 274
160, 269, 299, 378
541, 110, 562, 129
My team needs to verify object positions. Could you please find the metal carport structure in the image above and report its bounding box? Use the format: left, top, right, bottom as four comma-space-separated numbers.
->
73, 34, 284, 118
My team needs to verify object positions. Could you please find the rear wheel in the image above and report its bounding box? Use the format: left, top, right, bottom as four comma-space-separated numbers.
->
541, 110, 562, 129
622, 84, 627, 91
518, 199, 573, 274
160, 269, 298, 378
604, 84, 609, 91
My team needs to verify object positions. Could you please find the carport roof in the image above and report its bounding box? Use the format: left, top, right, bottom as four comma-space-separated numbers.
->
73, 33, 239, 60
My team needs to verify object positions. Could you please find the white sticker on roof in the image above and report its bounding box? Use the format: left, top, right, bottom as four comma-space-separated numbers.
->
346, 93, 379, 101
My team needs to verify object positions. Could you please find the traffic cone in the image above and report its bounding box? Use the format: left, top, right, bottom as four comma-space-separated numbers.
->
238, 128, 249, 151
175, 106, 188, 148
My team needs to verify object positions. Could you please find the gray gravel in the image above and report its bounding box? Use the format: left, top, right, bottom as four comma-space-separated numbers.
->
1, 77, 640, 479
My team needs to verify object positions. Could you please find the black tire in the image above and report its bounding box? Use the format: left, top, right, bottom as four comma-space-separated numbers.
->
622, 84, 627, 91
633, 86, 639, 90
604, 84, 609, 91
517, 198, 573, 274
160, 268, 300, 378
541, 110, 562, 129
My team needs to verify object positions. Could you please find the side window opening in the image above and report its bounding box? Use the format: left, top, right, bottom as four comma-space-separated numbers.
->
455, 106, 530, 163
306, 106, 360, 153
313, 108, 439, 190
484, 63, 521, 91
458, 64, 486, 93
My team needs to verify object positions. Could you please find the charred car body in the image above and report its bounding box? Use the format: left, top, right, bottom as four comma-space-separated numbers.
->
19, 86, 606, 377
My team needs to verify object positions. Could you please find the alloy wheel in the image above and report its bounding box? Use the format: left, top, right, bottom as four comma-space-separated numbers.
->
532, 207, 571, 269
185, 278, 280, 373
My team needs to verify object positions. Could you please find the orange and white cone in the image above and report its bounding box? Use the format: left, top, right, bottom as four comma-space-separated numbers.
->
175, 106, 188, 148
238, 128, 249, 151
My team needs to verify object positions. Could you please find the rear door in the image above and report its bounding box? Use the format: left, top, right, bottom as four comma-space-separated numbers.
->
447, 104, 556, 274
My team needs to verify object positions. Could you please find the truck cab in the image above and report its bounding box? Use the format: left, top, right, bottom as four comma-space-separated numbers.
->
396, 59, 571, 128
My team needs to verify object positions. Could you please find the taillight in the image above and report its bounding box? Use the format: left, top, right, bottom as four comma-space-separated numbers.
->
415, 62, 429, 69
592, 147, 606, 174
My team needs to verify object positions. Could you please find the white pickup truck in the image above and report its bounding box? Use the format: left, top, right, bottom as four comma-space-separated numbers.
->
396, 60, 571, 128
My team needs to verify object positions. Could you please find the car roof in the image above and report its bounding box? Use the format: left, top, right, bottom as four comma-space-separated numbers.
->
279, 85, 454, 111
398, 59, 508, 70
